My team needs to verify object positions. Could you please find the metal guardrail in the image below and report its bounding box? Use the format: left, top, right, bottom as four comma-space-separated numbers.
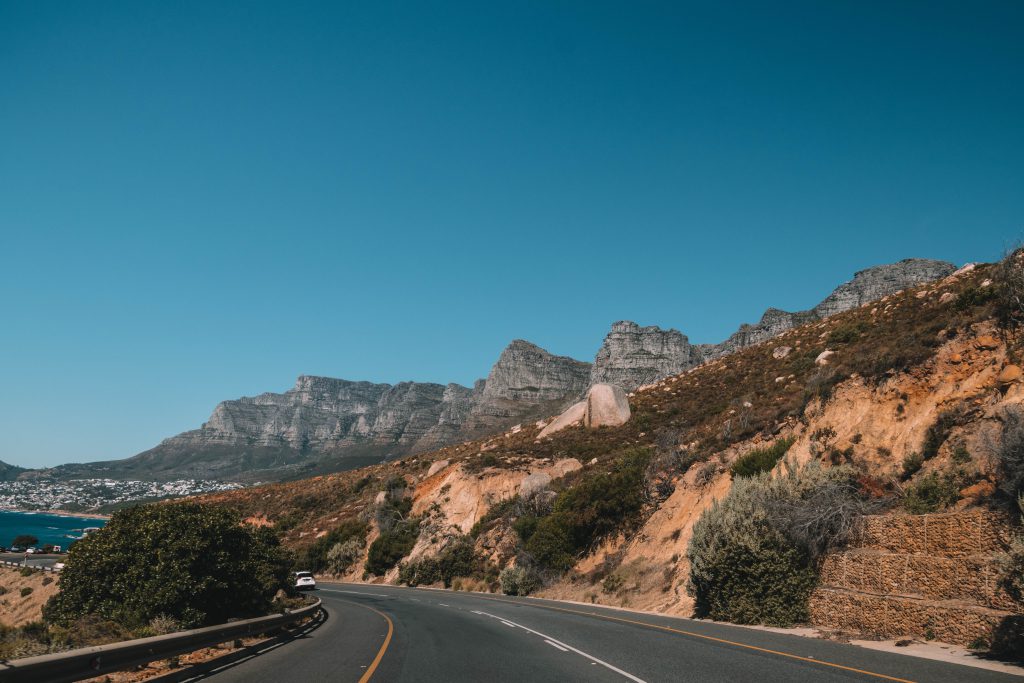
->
0, 597, 322, 683
0, 560, 59, 573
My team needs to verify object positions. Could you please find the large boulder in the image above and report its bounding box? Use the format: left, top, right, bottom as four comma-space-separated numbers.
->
538, 401, 587, 438
426, 459, 450, 477
584, 384, 631, 428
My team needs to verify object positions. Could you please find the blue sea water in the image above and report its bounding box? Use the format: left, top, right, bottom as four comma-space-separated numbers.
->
0, 510, 107, 549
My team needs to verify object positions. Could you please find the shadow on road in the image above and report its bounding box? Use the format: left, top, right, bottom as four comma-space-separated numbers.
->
144, 607, 329, 682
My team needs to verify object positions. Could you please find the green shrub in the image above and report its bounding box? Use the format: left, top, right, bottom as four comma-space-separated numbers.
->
42, 503, 291, 629
499, 565, 540, 596
325, 537, 365, 575
20, 587, 32, 598
730, 438, 794, 478
365, 520, 420, 576
399, 536, 482, 588
1000, 496, 1024, 604
951, 443, 972, 465
297, 520, 367, 573
994, 248, 1024, 329
830, 322, 868, 344
469, 496, 520, 538
525, 448, 651, 572
954, 285, 997, 311
997, 407, 1024, 500
901, 452, 924, 480
921, 409, 963, 461
687, 463, 870, 626
512, 514, 539, 543
903, 473, 960, 514
398, 557, 440, 586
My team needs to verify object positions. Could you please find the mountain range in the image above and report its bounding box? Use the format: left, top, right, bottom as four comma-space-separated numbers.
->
13, 258, 956, 483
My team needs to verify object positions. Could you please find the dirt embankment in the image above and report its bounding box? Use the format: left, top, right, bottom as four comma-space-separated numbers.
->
0, 566, 58, 627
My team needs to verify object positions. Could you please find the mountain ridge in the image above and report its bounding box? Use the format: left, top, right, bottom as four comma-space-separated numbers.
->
32, 257, 957, 482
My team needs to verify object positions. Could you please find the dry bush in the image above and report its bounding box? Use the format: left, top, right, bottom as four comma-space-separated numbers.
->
687, 462, 874, 626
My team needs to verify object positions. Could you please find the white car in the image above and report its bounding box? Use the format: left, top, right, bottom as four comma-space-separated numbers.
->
294, 571, 316, 591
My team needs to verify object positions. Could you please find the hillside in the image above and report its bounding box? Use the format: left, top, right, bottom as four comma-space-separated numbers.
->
197, 257, 1024, 648
42, 258, 953, 483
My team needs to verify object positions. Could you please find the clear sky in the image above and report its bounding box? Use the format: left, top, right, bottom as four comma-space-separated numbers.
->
1, 2, 1022, 468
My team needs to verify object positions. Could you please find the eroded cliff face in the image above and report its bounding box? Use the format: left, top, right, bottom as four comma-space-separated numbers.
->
590, 322, 697, 390
70, 341, 594, 482
463, 340, 592, 430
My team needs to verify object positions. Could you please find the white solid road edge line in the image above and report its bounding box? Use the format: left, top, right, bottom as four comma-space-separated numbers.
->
544, 639, 568, 652
474, 611, 648, 683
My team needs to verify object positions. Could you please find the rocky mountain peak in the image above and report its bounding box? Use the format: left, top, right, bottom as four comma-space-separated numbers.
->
476, 340, 591, 405
812, 258, 957, 318
591, 321, 697, 391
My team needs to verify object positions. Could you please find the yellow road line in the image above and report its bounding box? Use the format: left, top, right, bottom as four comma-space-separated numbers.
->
341, 601, 393, 683
475, 595, 915, 683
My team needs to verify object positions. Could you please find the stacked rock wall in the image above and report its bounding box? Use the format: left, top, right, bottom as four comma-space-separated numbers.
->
809, 510, 1023, 646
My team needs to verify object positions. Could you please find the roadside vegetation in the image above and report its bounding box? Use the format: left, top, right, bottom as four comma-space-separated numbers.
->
1, 503, 296, 660
687, 463, 874, 626
189, 258, 1018, 629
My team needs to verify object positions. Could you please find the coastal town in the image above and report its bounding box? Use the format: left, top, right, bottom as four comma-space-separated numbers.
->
0, 478, 243, 512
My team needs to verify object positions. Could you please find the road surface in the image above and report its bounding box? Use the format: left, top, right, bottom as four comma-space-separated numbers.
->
0, 552, 61, 569
197, 582, 1019, 682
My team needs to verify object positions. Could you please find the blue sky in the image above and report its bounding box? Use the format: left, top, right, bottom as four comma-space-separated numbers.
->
1, 1, 1022, 468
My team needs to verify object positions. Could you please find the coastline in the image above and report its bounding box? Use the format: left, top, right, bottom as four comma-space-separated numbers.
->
0, 508, 110, 520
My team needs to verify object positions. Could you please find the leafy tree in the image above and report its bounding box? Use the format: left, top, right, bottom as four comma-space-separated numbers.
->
11, 534, 38, 548
43, 503, 292, 628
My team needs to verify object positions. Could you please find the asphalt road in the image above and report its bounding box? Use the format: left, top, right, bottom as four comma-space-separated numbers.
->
197, 582, 1019, 683
0, 552, 61, 569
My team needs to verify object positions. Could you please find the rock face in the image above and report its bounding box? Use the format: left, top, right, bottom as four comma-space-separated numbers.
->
587, 259, 956, 389
699, 258, 956, 361
584, 384, 631, 428
812, 259, 956, 318
59, 341, 593, 483
462, 340, 592, 433
590, 322, 698, 391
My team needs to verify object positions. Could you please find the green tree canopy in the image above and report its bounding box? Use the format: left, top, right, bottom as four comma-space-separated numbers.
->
43, 503, 291, 628
11, 534, 38, 548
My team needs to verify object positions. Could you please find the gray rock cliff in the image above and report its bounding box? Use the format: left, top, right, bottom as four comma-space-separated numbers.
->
591, 258, 957, 389
591, 321, 697, 391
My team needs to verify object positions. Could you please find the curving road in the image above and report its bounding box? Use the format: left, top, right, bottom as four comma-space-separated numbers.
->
196, 582, 1019, 682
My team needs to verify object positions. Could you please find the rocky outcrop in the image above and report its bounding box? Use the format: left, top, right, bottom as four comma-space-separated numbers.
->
462, 340, 591, 433
590, 322, 698, 391
60, 342, 593, 482
699, 258, 956, 361
812, 258, 956, 318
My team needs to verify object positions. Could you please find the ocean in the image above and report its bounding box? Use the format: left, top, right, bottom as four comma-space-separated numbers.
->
0, 510, 107, 549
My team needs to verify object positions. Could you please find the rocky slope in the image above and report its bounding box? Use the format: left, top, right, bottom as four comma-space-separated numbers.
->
41, 257, 957, 483
197, 259, 1022, 648
594, 258, 956, 391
